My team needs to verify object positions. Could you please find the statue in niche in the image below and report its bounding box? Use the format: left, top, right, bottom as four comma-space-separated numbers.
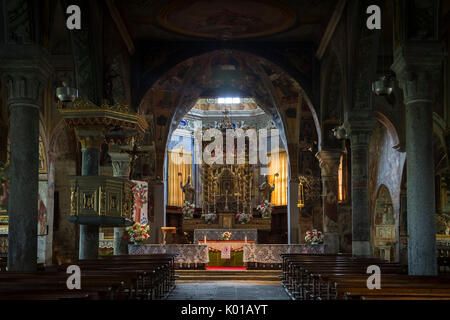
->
180, 174, 195, 204
259, 175, 275, 203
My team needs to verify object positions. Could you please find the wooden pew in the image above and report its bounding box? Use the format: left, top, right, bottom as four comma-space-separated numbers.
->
0, 254, 177, 300
281, 253, 450, 300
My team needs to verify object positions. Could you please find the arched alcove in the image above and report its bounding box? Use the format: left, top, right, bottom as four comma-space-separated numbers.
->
373, 185, 396, 261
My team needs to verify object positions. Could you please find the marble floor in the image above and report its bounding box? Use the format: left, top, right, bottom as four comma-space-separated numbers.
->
168, 281, 290, 300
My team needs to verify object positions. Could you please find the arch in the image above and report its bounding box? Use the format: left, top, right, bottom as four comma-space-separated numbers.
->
134, 43, 314, 107
375, 111, 400, 149
137, 49, 322, 176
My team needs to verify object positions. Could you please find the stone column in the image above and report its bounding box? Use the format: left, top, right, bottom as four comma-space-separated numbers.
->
108, 151, 131, 255
348, 124, 373, 258
288, 178, 299, 244
392, 42, 443, 275
316, 150, 341, 254
0, 45, 52, 272
149, 180, 165, 244
77, 130, 104, 260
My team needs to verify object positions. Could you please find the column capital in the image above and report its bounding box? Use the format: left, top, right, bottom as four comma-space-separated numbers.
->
391, 41, 444, 104
108, 151, 132, 179
75, 128, 105, 149
344, 119, 376, 148
0, 44, 53, 107
315, 150, 341, 177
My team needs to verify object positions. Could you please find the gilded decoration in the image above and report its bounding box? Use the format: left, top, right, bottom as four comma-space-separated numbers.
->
69, 176, 134, 223
57, 98, 148, 137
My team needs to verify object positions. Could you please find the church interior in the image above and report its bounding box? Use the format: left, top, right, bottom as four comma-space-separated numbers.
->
0, 0, 450, 301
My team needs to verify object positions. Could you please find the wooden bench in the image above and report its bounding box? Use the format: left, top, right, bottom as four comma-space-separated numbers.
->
281, 253, 450, 300
0, 254, 177, 300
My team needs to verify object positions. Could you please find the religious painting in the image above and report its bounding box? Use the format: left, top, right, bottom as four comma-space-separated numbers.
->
132, 181, 148, 225
0, 175, 8, 216
373, 185, 396, 244
39, 137, 47, 174
38, 181, 48, 236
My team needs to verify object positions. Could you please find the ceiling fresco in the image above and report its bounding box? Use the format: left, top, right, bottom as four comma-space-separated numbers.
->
156, 0, 297, 40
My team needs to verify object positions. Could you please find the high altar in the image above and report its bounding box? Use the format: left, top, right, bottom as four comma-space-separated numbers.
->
181, 120, 274, 234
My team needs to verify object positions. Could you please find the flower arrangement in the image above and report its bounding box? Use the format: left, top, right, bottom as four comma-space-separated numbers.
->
125, 222, 149, 245
304, 229, 324, 244
201, 212, 217, 224
235, 212, 253, 224
256, 200, 273, 219
182, 200, 195, 219
221, 231, 232, 241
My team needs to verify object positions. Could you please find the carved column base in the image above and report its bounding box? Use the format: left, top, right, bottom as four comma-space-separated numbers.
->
324, 233, 340, 254
352, 240, 371, 258
114, 227, 128, 255
79, 225, 99, 260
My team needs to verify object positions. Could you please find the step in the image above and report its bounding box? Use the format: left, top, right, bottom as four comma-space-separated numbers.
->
175, 270, 282, 281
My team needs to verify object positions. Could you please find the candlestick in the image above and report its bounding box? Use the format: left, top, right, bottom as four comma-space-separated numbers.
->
204, 235, 207, 244
245, 235, 247, 243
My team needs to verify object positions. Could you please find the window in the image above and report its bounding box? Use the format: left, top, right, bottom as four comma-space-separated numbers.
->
268, 148, 288, 206
338, 154, 347, 202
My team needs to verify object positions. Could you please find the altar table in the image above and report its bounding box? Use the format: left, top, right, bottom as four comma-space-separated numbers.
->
128, 243, 324, 266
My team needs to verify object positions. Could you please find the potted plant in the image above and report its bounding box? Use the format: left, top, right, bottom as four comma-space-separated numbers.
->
235, 212, 253, 224
221, 231, 232, 241
201, 212, 217, 224
182, 200, 195, 219
125, 222, 150, 245
256, 200, 273, 219
304, 229, 324, 245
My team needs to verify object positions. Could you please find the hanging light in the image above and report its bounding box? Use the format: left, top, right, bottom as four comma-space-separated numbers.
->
333, 125, 347, 140
372, 24, 395, 96
372, 74, 395, 96
297, 181, 304, 208
56, 82, 78, 102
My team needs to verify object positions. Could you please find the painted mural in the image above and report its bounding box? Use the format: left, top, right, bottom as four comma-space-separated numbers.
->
369, 121, 406, 261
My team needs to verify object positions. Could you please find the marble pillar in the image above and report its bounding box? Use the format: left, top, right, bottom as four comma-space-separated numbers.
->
0, 45, 52, 271
316, 150, 341, 254
288, 179, 299, 244
392, 42, 443, 275
77, 130, 104, 260
108, 151, 131, 255
348, 125, 373, 258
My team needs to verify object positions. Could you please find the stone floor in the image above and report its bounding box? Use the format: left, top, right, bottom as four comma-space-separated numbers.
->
168, 281, 290, 300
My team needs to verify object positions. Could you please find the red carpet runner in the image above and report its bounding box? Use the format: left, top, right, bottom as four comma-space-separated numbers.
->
205, 267, 247, 271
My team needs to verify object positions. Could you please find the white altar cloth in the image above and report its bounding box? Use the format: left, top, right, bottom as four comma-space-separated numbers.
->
243, 244, 324, 264
128, 244, 209, 264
